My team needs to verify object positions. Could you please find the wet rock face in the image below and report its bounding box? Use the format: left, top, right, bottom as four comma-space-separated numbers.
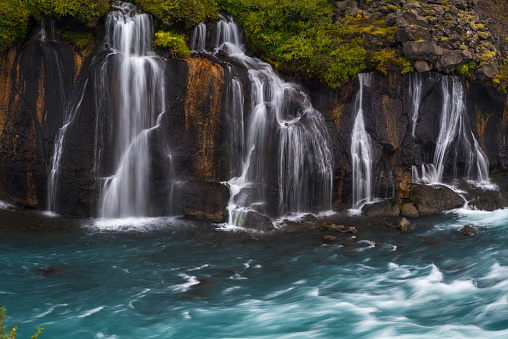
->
0, 35, 76, 209
173, 180, 230, 223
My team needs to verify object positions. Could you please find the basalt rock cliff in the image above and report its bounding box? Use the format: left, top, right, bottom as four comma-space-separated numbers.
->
0, 3, 507, 223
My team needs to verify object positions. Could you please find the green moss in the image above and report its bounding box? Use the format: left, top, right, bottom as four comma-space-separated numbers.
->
480, 51, 496, 63
368, 50, 413, 76
154, 31, 190, 58
459, 44, 468, 50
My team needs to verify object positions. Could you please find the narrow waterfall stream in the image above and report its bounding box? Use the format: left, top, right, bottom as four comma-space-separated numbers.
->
195, 15, 333, 224
409, 72, 423, 136
412, 76, 490, 187
351, 73, 374, 209
97, 2, 169, 218
44, 15, 82, 214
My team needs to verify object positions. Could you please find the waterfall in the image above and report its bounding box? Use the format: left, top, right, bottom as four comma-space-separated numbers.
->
351, 73, 373, 209
200, 16, 333, 223
45, 16, 79, 214
412, 76, 490, 186
97, 2, 170, 218
409, 72, 422, 136
223, 66, 245, 179
190, 22, 206, 52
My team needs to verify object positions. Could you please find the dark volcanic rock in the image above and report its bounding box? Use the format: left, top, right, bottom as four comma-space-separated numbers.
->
236, 210, 275, 232
412, 185, 465, 215
403, 41, 443, 62
173, 180, 230, 223
467, 190, 506, 211
362, 200, 400, 217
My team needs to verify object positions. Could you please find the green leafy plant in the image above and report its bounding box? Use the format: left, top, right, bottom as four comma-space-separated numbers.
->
0, 307, 43, 339
154, 30, 191, 58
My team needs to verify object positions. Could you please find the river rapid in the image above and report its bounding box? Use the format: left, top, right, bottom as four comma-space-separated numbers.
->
1, 203, 508, 338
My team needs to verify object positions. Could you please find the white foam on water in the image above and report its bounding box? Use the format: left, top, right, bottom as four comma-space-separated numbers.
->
90, 216, 179, 231
0, 201, 12, 209
78, 306, 104, 318
410, 264, 477, 297
444, 208, 508, 228
41, 210, 59, 217
188, 264, 209, 271
172, 273, 200, 292
96, 332, 118, 339
35, 303, 68, 318
265, 287, 294, 299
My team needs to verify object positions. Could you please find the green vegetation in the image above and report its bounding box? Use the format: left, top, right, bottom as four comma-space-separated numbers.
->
456, 61, 477, 79
154, 31, 191, 58
27, 0, 109, 27
494, 63, 508, 95
0, 0, 108, 53
217, 0, 370, 88
1, 307, 43, 339
133, 0, 218, 28
368, 50, 413, 76
57, 30, 94, 50
0, 0, 30, 53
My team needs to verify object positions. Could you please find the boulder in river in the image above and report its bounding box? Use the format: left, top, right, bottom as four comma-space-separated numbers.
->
412, 185, 464, 215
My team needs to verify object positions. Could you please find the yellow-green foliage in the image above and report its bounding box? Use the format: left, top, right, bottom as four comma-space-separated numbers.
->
218, 0, 367, 88
494, 64, 508, 95
0, 0, 109, 53
133, 0, 218, 28
456, 61, 477, 79
369, 50, 413, 75
57, 30, 94, 50
154, 31, 191, 58
28, 0, 109, 27
0, 0, 30, 53
1, 307, 43, 339
345, 17, 398, 39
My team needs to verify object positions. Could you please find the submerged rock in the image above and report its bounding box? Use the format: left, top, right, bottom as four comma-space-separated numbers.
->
412, 185, 464, 215
398, 217, 416, 232
323, 235, 338, 242
459, 225, 476, 236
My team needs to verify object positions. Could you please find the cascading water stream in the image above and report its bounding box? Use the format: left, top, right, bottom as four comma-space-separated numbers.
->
351, 73, 374, 209
190, 22, 207, 52
96, 2, 170, 218
409, 72, 423, 136
200, 15, 333, 225
412, 76, 490, 187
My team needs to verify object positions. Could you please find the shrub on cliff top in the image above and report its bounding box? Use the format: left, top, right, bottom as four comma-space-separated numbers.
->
0, 0, 30, 53
27, 0, 109, 27
154, 31, 191, 58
